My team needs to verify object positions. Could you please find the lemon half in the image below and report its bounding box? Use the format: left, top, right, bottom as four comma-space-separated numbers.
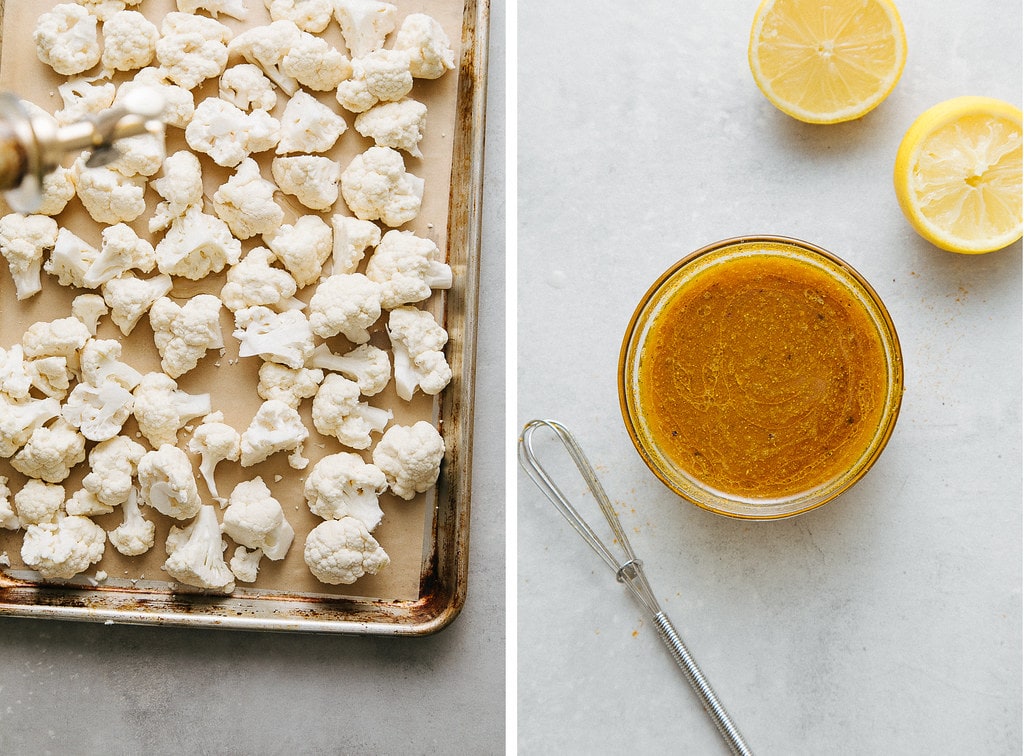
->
749, 0, 907, 124
894, 96, 1023, 254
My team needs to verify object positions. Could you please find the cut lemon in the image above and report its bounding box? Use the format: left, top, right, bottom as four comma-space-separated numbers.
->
748, 0, 907, 124
894, 97, 1023, 254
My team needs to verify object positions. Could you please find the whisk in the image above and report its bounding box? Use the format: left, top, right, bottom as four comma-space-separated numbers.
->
519, 419, 753, 756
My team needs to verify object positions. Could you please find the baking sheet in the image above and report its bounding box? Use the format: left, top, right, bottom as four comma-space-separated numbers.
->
0, 0, 487, 634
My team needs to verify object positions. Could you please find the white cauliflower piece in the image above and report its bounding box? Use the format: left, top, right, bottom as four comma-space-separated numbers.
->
61, 380, 135, 442
220, 64, 278, 111
83, 223, 156, 288
333, 0, 398, 58
372, 420, 445, 500
13, 479, 65, 527
233, 306, 315, 369
21, 316, 91, 366
0, 477, 17, 530
229, 546, 261, 582
116, 67, 195, 130
330, 214, 381, 275
281, 32, 351, 91
156, 206, 243, 280
220, 247, 299, 312
256, 362, 323, 408
177, 0, 249, 20
72, 161, 147, 225
228, 20, 302, 95
311, 373, 391, 450
0, 345, 32, 401
108, 487, 155, 556
76, 0, 143, 22
365, 229, 452, 309
65, 488, 113, 517
11, 419, 87, 484
263, 215, 333, 287
54, 78, 116, 127
221, 477, 294, 559
271, 155, 341, 211
335, 49, 412, 113
188, 411, 241, 504
308, 273, 382, 343
156, 12, 233, 91
132, 372, 212, 448
22, 515, 106, 580
149, 294, 225, 378
34, 4, 101, 76
44, 227, 99, 289
340, 146, 423, 227
38, 165, 77, 216
101, 10, 158, 73
212, 158, 284, 239
138, 444, 202, 520
239, 399, 309, 469
26, 358, 73, 401
386, 305, 452, 400
163, 504, 235, 593
71, 294, 109, 335
101, 273, 174, 335
80, 338, 143, 390
150, 150, 204, 233
304, 516, 389, 585
354, 99, 427, 158
186, 97, 281, 168
394, 13, 456, 80
265, 0, 332, 33
82, 435, 146, 508
276, 91, 348, 154
0, 395, 62, 458
108, 133, 166, 179
308, 342, 390, 397
0, 213, 58, 300
304, 451, 386, 529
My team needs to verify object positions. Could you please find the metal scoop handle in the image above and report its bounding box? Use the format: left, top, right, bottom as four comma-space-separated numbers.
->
519, 419, 753, 756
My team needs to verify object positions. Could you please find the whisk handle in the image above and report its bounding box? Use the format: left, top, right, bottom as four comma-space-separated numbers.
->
652, 611, 754, 756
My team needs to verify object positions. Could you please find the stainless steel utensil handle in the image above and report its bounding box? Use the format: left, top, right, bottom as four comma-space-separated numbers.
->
653, 611, 753, 756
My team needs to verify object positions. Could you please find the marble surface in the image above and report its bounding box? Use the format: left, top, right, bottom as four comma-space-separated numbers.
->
0, 1, 505, 753
517, 2, 1021, 754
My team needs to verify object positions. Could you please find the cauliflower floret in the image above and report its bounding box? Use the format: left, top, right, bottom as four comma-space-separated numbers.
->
333, 0, 398, 59
240, 399, 309, 469
265, 0, 332, 33
228, 20, 302, 95
308, 342, 390, 397
61, 380, 135, 442
71, 294, 110, 335
394, 13, 456, 80
335, 49, 412, 113
187, 411, 241, 504
340, 146, 423, 227
108, 133, 166, 179
80, 338, 143, 390
21, 316, 91, 366
311, 373, 391, 450
138, 444, 202, 520
303, 451, 387, 529
156, 206, 243, 280
0, 213, 59, 300
330, 214, 381, 275
101, 10, 158, 73
44, 227, 99, 289
34, 4, 101, 76
26, 358, 73, 401
132, 372, 212, 448
150, 151, 204, 233
83, 223, 157, 288
0, 345, 32, 401
281, 32, 351, 91
76, 0, 143, 22
186, 97, 281, 168
0, 477, 17, 530
54, 78, 116, 127
303, 516, 389, 585
11, 419, 87, 484
162, 504, 234, 593
102, 273, 174, 335
82, 435, 146, 508
0, 395, 62, 458
256, 362, 323, 407
108, 487, 155, 556
38, 165, 77, 216
220, 247, 299, 312
221, 477, 294, 559
365, 229, 452, 309
354, 99, 428, 158
263, 215, 333, 287
212, 158, 284, 240
116, 67, 195, 130
271, 155, 341, 211
276, 91, 348, 155
22, 515, 106, 580
233, 306, 315, 369
13, 479, 65, 527
386, 305, 452, 400
229, 545, 262, 582
308, 273, 382, 343
372, 420, 445, 500
72, 161, 147, 225
149, 294, 225, 378
220, 64, 278, 111
65, 488, 113, 517
177, 0, 249, 20
156, 12, 233, 91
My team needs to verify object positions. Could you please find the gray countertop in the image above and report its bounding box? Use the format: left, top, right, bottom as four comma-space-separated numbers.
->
0, 1, 506, 753
517, 1, 1021, 754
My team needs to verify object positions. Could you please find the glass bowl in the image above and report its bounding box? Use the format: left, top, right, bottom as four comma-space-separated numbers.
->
618, 236, 904, 519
